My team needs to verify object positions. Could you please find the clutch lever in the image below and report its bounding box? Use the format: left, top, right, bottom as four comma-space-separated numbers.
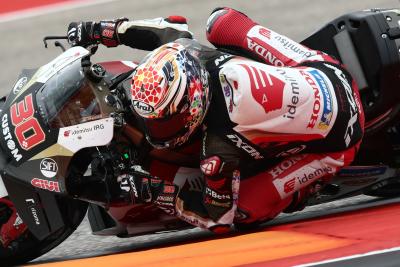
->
43, 36, 69, 48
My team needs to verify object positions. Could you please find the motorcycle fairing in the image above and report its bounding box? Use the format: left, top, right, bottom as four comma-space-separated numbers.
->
0, 47, 91, 167
3, 116, 113, 192
2, 176, 64, 241
0, 47, 117, 240
9, 47, 90, 105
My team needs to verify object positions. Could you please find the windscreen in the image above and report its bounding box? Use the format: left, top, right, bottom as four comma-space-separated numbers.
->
36, 60, 103, 128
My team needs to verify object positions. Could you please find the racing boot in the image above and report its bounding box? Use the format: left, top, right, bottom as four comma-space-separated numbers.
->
118, 173, 231, 233
0, 198, 27, 248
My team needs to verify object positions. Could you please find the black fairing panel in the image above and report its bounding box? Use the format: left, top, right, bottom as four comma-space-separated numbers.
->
2, 175, 64, 240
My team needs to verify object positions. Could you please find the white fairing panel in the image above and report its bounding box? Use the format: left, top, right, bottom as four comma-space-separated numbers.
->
36, 46, 89, 83
57, 118, 114, 153
0, 175, 8, 198
12, 47, 90, 103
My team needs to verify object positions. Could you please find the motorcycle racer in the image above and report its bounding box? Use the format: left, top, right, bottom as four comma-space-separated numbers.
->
68, 7, 365, 232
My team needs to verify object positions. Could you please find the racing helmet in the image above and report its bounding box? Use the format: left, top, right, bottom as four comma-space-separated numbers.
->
131, 42, 210, 148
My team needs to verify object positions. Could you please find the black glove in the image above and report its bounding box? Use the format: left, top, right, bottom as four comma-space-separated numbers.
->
67, 21, 96, 47
118, 174, 179, 214
68, 18, 128, 47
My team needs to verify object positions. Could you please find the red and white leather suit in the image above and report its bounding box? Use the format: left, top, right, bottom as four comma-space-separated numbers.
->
199, 8, 364, 227
115, 8, 365, 230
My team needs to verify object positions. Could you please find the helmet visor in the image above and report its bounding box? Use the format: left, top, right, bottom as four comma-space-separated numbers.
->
142, 111, 190, 146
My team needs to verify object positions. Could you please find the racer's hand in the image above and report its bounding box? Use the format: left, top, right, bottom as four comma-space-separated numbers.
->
67, 19, 128, 48
67, 21, 96, 47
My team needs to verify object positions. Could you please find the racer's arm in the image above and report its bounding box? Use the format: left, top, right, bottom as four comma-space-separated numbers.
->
206, 7, 336, 66
67, 16, 193, 50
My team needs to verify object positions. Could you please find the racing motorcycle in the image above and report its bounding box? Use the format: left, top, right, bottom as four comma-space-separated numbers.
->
2, 8, 400, 266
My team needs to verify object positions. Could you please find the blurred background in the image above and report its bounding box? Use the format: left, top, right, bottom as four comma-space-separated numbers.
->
1, 0, 399, 262
1, 0, 399, 94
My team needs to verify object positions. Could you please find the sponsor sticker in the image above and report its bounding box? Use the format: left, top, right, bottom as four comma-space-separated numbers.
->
1, 114, 22, 162
269, 155, 306, 178
226, 134, 264, 160
239, 64, 286, 113
31, 178, 60, 193
58, 118, 114, 153
259, 27, 271, 39
223, 85, 231, 98
276, 69, 300, 120
272, 164, 333, 199
12, 77, 28, 94
219, 74, 235, 113
200, 156, 222, 176
40, 158, 58, 178
247, 38, 284, 67
132, 100, 155, 115
25, 198, 40, 225
309, 70, 333, 130
205, 187, 231, 200
300, 70, 322, 129
62, 123, 104, 138
274, 35, 313, 58
214, 54, 233, 66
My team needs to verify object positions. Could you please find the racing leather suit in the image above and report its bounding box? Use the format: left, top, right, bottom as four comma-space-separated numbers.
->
92, 8, 365, 231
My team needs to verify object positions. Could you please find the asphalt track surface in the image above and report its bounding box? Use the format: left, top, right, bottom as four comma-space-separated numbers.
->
1, 0, 400, 266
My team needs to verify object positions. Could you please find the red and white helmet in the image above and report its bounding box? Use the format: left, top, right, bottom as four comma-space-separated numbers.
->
131, 42, 210, 148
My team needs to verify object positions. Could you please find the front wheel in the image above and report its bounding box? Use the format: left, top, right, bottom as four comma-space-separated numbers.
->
0, 196, 87, 266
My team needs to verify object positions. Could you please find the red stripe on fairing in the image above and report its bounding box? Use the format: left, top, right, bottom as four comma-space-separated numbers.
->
241, 203, 400, 267
0, 0, 73, 14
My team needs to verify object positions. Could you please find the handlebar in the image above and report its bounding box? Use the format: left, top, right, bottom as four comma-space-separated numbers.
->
43, 35, 98, 56
43, 36, 68, 48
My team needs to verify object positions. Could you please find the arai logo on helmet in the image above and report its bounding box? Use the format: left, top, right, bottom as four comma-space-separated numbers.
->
40, 158, 58, 178
13, 77, 28, 94
132, 100, 155, 114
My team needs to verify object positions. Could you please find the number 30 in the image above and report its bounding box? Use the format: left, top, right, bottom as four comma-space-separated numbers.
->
10, 94, 45, 150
